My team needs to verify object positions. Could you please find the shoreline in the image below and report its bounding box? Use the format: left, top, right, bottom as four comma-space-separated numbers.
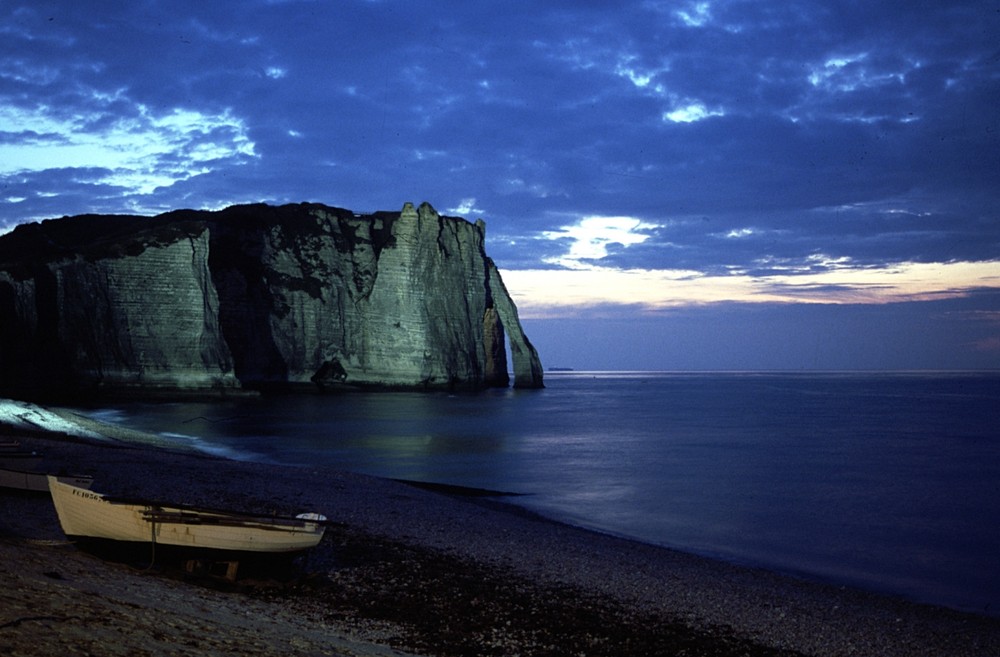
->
2, 405, 999, 656
49, 396, 998, 619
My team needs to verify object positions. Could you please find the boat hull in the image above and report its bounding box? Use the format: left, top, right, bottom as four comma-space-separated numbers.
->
48, 476, 325, 554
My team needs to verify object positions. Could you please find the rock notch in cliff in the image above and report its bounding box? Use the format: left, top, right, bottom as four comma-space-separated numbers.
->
0, 202, 544, 398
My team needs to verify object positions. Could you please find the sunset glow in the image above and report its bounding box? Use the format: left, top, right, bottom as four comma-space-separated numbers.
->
505, 261, 1000, 318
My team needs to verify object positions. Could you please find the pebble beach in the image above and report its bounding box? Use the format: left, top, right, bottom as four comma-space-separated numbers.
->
1, 400, 999, 657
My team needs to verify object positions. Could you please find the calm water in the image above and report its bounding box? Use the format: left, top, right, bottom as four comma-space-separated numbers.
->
81, 371, 1000, 616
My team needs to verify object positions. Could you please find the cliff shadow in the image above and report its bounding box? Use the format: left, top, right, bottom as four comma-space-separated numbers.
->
207, 222, 289, 388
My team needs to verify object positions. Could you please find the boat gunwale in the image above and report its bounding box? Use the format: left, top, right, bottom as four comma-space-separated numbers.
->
89, 492, 330, 527
140, 508, 324, 532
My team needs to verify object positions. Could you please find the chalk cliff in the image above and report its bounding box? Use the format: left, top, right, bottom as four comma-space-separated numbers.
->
0, 202, 543, 398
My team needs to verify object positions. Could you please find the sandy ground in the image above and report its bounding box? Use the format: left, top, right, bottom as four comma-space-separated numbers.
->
1, 401, 999, 656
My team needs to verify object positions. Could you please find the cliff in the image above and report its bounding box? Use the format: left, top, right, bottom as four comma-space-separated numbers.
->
0, 202, 544, 398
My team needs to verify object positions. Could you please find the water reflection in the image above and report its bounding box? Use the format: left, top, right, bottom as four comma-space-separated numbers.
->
87, 391, 522, 484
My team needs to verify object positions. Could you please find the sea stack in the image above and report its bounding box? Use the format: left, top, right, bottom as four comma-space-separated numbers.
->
0, 202, 544, 398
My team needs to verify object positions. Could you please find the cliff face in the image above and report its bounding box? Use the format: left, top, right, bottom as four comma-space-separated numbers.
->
0, 202, 543, 398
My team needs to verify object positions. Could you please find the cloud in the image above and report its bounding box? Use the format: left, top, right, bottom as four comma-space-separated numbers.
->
448, 198, 483, 216
662, 102, 725, 123
675, 2, 713, 28
0, 103, 255, 195
0, 0, 997, 317
541, 216, 660, 268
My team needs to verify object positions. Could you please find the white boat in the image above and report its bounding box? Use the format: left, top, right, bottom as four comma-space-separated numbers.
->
47, 476, 327, 555
0, 467, 92, 493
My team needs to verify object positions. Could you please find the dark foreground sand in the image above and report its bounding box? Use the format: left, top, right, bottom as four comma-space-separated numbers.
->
2, 408, 999, 657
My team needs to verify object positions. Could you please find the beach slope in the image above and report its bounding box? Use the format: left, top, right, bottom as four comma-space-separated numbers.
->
1, 404, 998, 656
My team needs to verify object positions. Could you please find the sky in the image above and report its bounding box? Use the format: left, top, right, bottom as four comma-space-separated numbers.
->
1, 0, 998, 370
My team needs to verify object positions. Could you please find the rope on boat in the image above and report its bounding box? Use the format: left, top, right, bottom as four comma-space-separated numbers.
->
144, 515, 157, 571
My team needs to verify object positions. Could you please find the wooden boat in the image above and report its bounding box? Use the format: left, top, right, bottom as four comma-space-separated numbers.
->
47, 476, 327, 555
0, 467, 92, 493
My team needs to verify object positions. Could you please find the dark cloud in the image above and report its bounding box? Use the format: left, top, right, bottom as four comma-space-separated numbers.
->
2, 0, 998, 277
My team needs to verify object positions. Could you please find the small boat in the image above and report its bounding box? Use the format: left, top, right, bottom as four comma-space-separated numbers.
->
47, 476, 327, 555
0, 467, 92, 493
0, 438, 22, 451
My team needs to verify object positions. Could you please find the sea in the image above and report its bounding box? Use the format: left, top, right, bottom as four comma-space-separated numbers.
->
77, 370, 1000, 617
